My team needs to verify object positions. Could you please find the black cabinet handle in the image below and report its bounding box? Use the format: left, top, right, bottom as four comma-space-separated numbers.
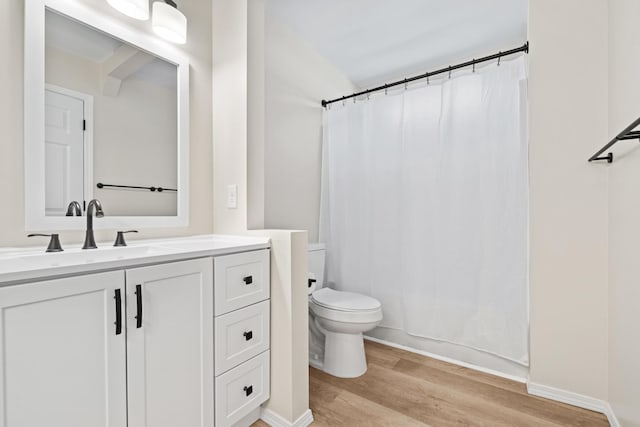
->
114, 289, 122, 335
243, 331, 253, 341
242, 276, 253, 285
135, 284, 143, 328
243, 385, 253, 397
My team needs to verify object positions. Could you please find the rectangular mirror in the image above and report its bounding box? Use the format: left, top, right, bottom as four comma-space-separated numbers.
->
25, 0, 190, 230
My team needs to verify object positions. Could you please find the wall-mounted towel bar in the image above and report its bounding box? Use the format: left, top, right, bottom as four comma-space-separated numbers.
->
97, 183, 177, 192
588, 116, 640, 163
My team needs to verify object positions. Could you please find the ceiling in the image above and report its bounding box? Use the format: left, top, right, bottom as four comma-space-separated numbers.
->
265, 0, 527, 88
46, 9, 123, 63
45, 9, 176, 89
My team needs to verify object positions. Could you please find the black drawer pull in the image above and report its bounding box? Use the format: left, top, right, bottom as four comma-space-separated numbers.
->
243, 385, 253, 396
243, 330, 253, 341
114, 289, 122, 335
242, 276, 253, 285
135, 284, 143, 328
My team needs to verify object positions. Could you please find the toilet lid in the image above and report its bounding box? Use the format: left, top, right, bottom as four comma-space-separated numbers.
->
311, 288, 381, 311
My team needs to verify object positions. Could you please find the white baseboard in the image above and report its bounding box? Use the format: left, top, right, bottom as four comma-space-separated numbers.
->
602, 402, 621, 427
527, 382, 620, 426
363, 335, 527, 383
260, 408, 314, 427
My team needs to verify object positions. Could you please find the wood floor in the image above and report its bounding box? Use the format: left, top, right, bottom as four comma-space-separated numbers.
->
253, 340, 609, 427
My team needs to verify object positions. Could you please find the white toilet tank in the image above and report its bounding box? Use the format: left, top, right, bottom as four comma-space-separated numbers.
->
308, 243, 326, 290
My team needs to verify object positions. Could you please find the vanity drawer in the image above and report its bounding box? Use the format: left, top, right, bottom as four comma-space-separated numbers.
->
215, 350, 270, 427
214, 249, 270, 315
215, 300, 270, 375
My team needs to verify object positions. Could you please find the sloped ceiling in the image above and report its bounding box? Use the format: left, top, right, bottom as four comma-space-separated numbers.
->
266, 0, 527, 88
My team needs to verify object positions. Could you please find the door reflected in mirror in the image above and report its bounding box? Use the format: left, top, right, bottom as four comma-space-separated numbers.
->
44, 9, 178, 217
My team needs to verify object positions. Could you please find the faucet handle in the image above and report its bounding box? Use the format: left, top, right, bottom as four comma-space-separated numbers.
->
114, 230, 138, 247
65, 201, 82, 217
27, 233, 64, 253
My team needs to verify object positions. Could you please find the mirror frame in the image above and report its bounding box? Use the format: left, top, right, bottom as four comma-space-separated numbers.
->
25, 0, 190, 231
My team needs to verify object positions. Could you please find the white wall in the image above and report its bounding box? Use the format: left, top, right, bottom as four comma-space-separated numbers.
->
608, 1, 640, 425
0, 0, 212, 246
46, 46, 178, 216
263, 16, 357, 242
211, 0, 251, 235
528, 0, 609, 400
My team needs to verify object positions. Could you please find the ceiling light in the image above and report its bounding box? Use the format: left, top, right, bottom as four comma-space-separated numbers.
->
106, 0, 150, 21
152, 0, 187, 45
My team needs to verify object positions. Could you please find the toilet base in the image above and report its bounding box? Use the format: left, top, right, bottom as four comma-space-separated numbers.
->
323, 331, 367, 378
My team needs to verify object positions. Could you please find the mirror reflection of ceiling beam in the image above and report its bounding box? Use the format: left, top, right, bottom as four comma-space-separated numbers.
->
100, 45, 154, 96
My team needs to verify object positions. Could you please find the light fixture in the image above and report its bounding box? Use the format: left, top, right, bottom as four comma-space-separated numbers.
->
106, 0, 150, 20
152, 0, 187, 45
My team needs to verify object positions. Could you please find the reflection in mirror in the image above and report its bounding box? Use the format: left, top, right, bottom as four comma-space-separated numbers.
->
44, 9, 178, 217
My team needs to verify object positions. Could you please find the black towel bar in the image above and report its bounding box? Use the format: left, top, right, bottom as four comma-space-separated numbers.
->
588, 116, 640, 163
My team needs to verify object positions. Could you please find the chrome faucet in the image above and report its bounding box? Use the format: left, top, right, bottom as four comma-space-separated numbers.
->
82, 199, 104, 249
65, 201, 82, 216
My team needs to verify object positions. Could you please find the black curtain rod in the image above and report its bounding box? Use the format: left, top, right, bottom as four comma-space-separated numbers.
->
321, 41, 529, 108
97, 183, 177, 192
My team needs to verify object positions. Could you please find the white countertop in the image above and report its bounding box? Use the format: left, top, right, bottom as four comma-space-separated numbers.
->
0, 234, 271, 286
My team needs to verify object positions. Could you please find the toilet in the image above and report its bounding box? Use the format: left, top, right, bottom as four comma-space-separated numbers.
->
308, 243, 383, 378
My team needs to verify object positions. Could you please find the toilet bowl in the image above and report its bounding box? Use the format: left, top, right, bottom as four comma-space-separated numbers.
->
308, 244, 383, 378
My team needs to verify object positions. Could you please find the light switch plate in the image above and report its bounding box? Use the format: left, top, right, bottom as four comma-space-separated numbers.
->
227, 185, 237, 209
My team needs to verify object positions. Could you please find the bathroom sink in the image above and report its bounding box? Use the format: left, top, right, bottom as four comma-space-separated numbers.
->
6, 245, 170, 270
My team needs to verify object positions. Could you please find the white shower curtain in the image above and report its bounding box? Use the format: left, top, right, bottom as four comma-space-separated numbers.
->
320, 56, 529, 364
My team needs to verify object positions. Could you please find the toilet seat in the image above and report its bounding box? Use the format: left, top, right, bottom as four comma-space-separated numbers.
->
311, 288, 381, 311
310, 288, 382, 324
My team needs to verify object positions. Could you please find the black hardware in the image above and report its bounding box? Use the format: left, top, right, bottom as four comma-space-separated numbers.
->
321, 42, 529, 108
27, 233, 63, 252
588, 116, 640, 163
135, 284, 143, 328
114, 230, 139, 247
114, 289, 122, 335
243, 331, 253, 341
243, 276, 253, 285
82, 119, 86, 131
308, 278, 317, 288
591, 153, 613, 163
243, 385, 253, 397
82, 199, 104, 250
97, 183, 177, 192
65, 201, 82, 216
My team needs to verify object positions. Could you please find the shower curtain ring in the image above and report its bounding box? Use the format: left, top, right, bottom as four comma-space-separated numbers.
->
448, 66, 452, 79
404, 79, 408, 90
385, 87, 388, 95
498, 54, 501, 66
472, 61, 475, 73
427, 75, 430, 85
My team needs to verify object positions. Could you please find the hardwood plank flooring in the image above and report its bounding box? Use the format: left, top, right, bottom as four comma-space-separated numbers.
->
253, 340, 609, 426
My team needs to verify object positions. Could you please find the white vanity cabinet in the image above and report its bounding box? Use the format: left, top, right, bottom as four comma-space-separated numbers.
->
0, 241, 271, 427
125, 258, 214, 427
214, 250, 271, 427
0, 271, 128, 427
